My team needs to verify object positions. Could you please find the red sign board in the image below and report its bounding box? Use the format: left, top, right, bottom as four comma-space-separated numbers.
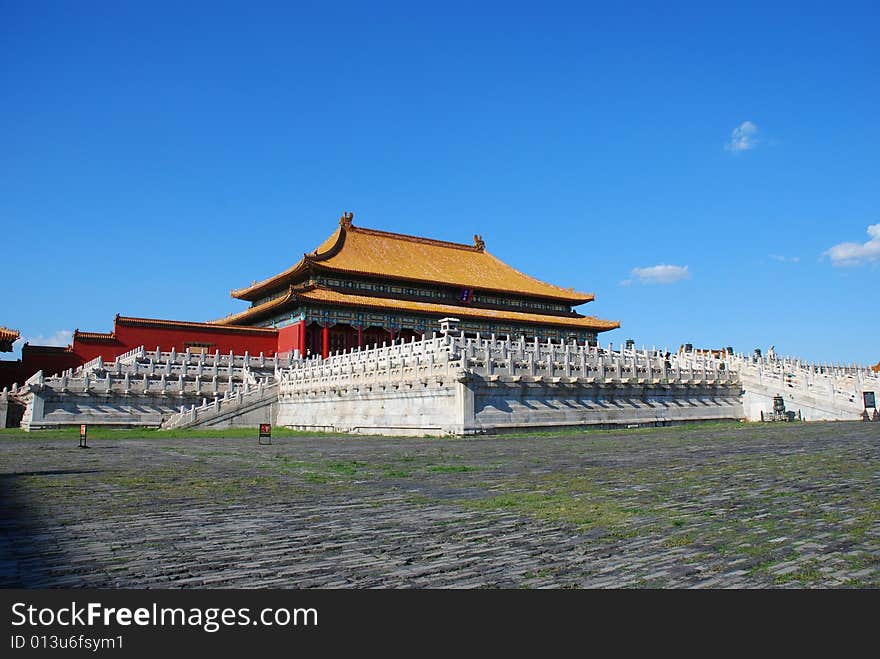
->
259, 424, 271, 437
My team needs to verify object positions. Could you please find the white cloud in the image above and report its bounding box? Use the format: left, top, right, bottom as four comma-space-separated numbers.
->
629, 264, 691, 285
770, 254, 800, 263
23, 329, 73, 347
725, 120, 759, 153
824, 224, 880, 267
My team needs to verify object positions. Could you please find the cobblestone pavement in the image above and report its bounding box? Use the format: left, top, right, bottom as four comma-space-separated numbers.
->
1, 422, 877, 588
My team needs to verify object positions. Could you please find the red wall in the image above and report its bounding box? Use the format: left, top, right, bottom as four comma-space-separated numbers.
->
0, 347, 83, 390
73, 339, 123, 363
71, 321, 279, 363
276, 321, 305, 355
0, 361, 25, 391
111, 323, 278, 359
0, 318, 282, 390
22, 347, 82, 377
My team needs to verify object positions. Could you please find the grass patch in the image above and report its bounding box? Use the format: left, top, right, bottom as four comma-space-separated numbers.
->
497, 420, 744, 440
772, 562, 823, 585
0, 426, 340, 440
664, 534, 694, 547
303, 472, 334, 484
325, 461, 369, 476
0, 420, 743, 442
463, 490, 631, 532
426, 464, 481, 473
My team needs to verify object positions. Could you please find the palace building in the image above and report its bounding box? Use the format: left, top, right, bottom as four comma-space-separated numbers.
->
0, 213, 619, 389
215, 212, 619, 358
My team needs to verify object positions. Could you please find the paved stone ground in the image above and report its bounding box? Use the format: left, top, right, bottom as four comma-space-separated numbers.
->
1, 421, 877, 588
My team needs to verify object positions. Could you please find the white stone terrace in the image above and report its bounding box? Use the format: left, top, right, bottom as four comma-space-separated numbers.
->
278, 333, 738, 395
16, 346, 291, 399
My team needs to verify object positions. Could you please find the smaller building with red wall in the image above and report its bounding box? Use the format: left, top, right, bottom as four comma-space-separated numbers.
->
0, 315, 279, 391
0, 344, 82, 392
73, 315, 279, 363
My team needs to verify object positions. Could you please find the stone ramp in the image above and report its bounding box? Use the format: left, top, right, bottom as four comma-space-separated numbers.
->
161, 380, 278, 430
728, 356, 878, 421
740, 370, 871, 421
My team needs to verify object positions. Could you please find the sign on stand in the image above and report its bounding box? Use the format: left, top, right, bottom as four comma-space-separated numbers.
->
258, 423, 272, 445
79, 424, 88, 448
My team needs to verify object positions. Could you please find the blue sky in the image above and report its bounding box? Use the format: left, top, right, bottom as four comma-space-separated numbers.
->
2, 1, 878, 364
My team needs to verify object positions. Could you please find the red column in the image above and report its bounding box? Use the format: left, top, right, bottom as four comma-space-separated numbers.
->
357, 325, 364, 349
322, 324, 329, 359
388, 327, 395, 343
298, 321, 306, 356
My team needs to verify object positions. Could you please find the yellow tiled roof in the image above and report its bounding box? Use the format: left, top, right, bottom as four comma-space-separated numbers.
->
115, 315, 277, 334
231, 215, 594, 304
872, 361, 880, 373
216, 285, 619, 332
0, 326, 20, 351
212, 290, 297, 325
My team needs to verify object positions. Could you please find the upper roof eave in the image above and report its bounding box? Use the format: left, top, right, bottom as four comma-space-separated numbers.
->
229, 217, 594, 305
213, 287, 297, 325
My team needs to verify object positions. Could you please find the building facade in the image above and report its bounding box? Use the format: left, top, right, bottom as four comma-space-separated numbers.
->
1, 213, 619, 388
71, 315, 278, 363
216, 213, 619, 358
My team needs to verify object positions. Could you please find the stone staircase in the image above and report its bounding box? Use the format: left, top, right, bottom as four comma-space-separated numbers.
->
17, 347, 290, 430
160, 377, 279, 430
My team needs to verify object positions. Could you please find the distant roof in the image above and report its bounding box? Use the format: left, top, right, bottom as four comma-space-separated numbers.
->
114, 315, 278, 335
231, 213, 594, 305
73, 330, 117, 344
217, 284, 619, 332
0, 326, 20, 352
21, 344, 73, 354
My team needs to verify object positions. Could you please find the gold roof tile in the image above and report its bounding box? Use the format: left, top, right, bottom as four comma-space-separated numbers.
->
211, 289, 296, 325
73, 330, 116, 343
0, 326, 20, 351
231, 215, 594, 305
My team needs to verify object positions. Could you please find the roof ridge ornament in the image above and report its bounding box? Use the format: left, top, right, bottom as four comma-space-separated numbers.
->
340, 211, 354, 228
473, 234, 485, 250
